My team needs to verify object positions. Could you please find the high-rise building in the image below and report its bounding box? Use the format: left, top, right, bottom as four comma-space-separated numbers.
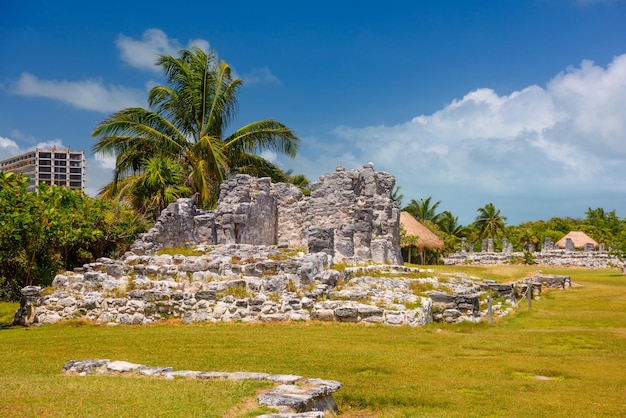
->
0, 146, 86, 192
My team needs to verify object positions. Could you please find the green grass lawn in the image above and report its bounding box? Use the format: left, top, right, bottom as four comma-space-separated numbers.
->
1, 266, 625, 417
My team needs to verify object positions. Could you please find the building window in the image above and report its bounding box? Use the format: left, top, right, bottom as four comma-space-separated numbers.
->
54, 181, 65, 186
54, 160, 67, 166
54, 153, 66, 159
40, 159, 51, 166
70, 168, 81, 174
70, 153, 82, 160
69, 174, 82, 181
39, 152, 51, 158
40, 166, 51, 173
40, 173, 51, 179
54, 174, 66, 180
70, 161, 81, 167
69, 181, 82, 188
54, 167, 66, 173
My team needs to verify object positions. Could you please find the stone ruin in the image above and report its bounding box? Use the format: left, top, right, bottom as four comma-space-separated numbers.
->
12, 164, 574, 329
63, 359, 341, 416
131, 163, 403, 265
444, 237, 623, 269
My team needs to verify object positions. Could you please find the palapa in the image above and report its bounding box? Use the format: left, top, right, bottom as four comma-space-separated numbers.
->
400, 211, 444, 250
555, 231, 599, 250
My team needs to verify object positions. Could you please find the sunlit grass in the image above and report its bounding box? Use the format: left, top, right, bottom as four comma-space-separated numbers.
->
1, 266, 625, 417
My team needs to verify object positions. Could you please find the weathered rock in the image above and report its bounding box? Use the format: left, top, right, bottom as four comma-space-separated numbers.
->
130, 164, 403, 265
257, 379, 342, 413
12, 286, 41, 326
63, 359, 341, 415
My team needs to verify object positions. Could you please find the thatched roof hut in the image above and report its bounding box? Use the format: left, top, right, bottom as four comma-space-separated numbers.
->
555, 231, 599, 250
400, 211, 444, 250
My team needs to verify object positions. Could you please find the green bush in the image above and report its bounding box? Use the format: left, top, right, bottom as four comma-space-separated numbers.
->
0, 172, 147, 300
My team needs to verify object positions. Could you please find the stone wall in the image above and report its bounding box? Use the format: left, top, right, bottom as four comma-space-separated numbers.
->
15, 243, 564, 327
131, 164, 402, 265
444, 238, 623, 269
19, 245, 434, 327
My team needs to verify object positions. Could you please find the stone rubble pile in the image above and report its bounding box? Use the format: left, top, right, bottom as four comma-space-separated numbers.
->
18, 244, 441, 326
63, 359, 341, 416
14, 245, 562, 327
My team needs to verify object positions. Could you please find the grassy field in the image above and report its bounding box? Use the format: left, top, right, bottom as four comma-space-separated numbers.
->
1, 265, 625, 417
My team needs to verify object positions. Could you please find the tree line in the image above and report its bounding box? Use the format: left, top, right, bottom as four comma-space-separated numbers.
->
401, 195, 626, 264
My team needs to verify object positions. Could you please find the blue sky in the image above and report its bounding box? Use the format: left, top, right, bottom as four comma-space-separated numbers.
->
2, 0, 626, 224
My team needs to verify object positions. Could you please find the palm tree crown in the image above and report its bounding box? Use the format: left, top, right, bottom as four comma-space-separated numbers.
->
92, 47, 299, 210
404, 197, 442, 224
473, 203, 507, 240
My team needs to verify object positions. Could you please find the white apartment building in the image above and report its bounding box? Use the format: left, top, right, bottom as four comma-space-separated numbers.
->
0, 146, 86, 192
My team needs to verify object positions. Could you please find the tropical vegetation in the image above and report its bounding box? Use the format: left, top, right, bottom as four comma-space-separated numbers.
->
0, 172, 145, 300
401, 192, 626, 264
92, 46, 300, 217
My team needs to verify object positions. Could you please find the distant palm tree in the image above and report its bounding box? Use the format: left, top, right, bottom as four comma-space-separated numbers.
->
391, 185, 404, 206
518, 227, 539, 252
284, 169, 311, 195
404, 197, 442, 224
437, 210, 466, 237
93, 47, 299, 209
473, 203, 507, 240
99, 156, 191, 219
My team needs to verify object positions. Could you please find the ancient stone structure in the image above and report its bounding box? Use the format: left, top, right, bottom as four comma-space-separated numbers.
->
16, 243, 564, 327
444, 239, 623, 269
11, 163, 579, 329
63, 359, 341, 416
131, 164, 402, 265
18, 247, 435, 327
12, 285, 40, 326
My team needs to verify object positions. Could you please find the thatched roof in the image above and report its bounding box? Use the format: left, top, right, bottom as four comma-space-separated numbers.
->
555, 231, 599, 250
400, 211, 444, 251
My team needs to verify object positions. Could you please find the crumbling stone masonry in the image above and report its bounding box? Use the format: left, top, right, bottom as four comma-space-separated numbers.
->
131, 164, 403, 265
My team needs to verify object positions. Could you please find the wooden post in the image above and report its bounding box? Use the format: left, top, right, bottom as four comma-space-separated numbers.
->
487, 294, 493, 324
527, 282, 532, 309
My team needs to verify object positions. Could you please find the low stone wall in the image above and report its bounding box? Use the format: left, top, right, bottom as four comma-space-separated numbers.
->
63, 359, 341, 416
444, 250, 622, 269
18, 245, 433, 327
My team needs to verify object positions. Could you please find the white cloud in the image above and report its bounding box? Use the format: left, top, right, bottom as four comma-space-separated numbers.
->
115, 29, 210, 71
0, 136, 20, 160
84, 155, 115, 197
12, 73, 146, 112
306, 53, 626, 223
259, 150, 278, 163
241, 67, 281, 85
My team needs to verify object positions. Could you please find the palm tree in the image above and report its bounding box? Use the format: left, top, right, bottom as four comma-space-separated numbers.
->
391, 185, 404, 206
473, 203, 507, 240
284, 169, 311, 195
92, 47, 299, 209
404, 197, 442, 224
437, 210, 465, 237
